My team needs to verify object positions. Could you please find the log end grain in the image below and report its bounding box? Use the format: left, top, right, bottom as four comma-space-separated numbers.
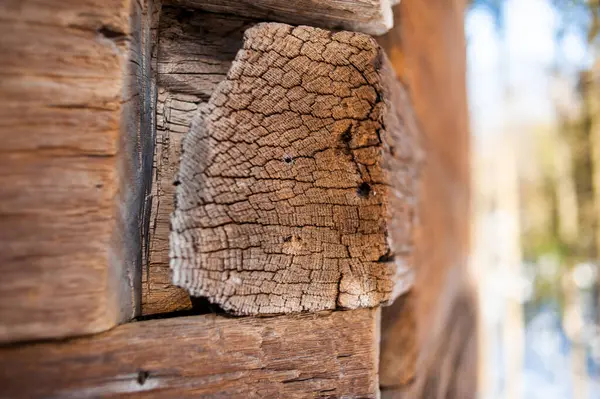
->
171, 23, 423, 315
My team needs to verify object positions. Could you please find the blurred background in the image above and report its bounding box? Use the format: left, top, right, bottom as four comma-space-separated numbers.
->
467, 0, 600, 397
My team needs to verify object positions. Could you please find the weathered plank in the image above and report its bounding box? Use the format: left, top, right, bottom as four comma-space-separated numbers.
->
163, 0, 400, 36
0, 0, 155, 342
376, 0, 477, 396
143, 8, 261, 315
171, 23, 422, 315
0, 308, 380, 398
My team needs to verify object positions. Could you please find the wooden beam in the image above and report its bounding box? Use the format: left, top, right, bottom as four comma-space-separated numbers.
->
0, 308, 380, 398
144, 8, 422, 317
143, 7, 260, 315
376, 0, 477, 396
0, 0, 155, 342
162, 0, 399, 36
170, 22, 422, 315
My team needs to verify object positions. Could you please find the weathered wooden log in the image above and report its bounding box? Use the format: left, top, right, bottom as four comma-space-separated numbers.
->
162, 0, 399, 36
376, 1, 477, 396
142, 8, 259, 315
0, 0, 155, 343
170, 23, 422, 315
0, 308, 380, 399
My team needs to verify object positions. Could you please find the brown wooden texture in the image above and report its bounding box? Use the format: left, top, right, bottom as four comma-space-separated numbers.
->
162, 0, 399, 36
0, 0, 155, 342
171, 22, 422, 315
143, 8, 261, 315
376, 0, 477, 397
379, 292, 417, 388
0, 308, 380, 398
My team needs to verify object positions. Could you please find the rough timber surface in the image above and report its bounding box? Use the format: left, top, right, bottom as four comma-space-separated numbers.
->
162, 0, 399, 36
171, 23, 422, 315
0, 308, 380, 399
143, 8, 262, 315
376, 0, 477, 397
0, 0, 154, 343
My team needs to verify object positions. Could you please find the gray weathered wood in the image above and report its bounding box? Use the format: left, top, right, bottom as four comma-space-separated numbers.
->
170, 22, 422, 314
120, 0, 157, 325
0, 308, 380, 399
143, 7, 261, 315
163, 0, 400, 36
0, 0, 155, 342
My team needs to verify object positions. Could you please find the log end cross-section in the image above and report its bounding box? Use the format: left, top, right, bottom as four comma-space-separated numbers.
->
170, 23, 422, 315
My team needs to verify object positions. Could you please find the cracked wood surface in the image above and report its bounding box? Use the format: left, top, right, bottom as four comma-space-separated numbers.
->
162, 0, 399, 36
0, 0, 155, 343
143, 8, 261, 315
0, 308, 380, 399
171, 23, 422, 315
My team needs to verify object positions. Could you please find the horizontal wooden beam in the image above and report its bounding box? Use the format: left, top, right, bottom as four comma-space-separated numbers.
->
162, 0, 399, 36
0, 0, 155, 342
0, 309, 380, 398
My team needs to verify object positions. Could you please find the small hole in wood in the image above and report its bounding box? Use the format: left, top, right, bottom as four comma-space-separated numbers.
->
357, 182, 372, 198
283, 155, 293, 164
377, 251, 396, 263
137, 370, 149, 385
283, 236, 292, 242
340, 126, 352, 144
97, 25, 126, 41
371, 52, 383, 71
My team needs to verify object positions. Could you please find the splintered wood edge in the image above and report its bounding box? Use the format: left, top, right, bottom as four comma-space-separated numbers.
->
163, 0, 396, 36
0, 308, 380, 399
170, 23, 422, 315
115, 0, 156, 322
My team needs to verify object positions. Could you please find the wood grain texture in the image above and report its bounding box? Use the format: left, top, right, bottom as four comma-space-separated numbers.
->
162, 0, 399, 36
379, 292, 417, 388
143, 8, 261, 315
0, 0, 154, 343
376, 0, 477, 396
0, 308, 380, 399
171, 23, 422, 315
120, 0, 156, 325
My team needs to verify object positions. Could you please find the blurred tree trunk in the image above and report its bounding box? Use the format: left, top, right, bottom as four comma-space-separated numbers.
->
579, 69, 600, 322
